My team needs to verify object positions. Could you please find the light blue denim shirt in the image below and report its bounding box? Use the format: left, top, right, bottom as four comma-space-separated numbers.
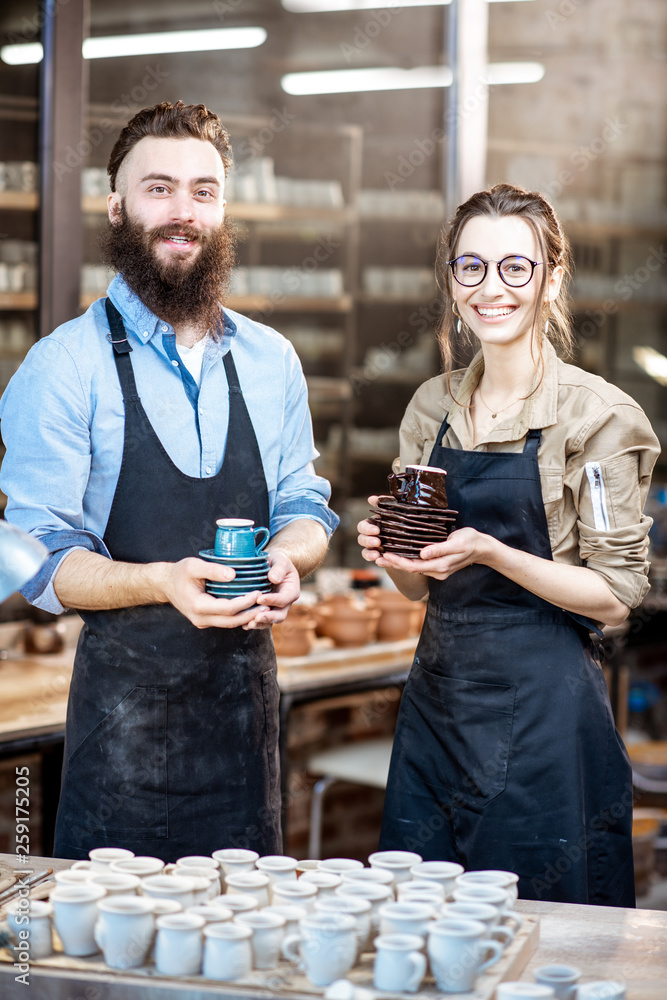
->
0, 274, 338, 614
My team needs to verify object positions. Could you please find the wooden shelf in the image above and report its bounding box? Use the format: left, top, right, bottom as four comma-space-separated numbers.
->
78, 292, 354, 313
0, 292, 37, 310
82, 195, 350, 224
0, 191, 38, 211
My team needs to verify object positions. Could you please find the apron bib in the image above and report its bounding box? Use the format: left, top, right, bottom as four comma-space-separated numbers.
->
54, 301, 281, 861
380, 417, 635, 906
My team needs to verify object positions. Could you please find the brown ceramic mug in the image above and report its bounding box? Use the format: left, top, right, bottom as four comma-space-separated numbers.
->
387, 465, 448, 508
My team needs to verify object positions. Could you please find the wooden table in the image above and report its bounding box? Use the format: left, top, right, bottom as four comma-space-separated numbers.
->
1, 855, 665, 999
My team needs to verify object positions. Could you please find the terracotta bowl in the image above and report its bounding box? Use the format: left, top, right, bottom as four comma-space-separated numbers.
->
272, 615, 318, 657
366, 590, 419, 642
314, 605, 381, 648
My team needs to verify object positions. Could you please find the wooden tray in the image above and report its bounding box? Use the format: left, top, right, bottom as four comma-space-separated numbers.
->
0, 916, 538, 1000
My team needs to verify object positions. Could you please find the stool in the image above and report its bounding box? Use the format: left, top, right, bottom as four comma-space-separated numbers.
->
306, 737, 394, 859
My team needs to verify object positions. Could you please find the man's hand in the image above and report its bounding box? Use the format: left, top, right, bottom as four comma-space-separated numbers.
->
161, 557, 270, 630
243, 549, 301, 630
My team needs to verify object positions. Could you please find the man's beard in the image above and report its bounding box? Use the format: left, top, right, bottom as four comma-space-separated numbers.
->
99, 205, 237, 335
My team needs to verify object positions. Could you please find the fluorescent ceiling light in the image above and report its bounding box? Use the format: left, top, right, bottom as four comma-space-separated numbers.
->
633, 346, 667, 386
282, 0, 535, 11
485, 62, 545, 85
282, 62, 543, 94
0, 27, 267, 65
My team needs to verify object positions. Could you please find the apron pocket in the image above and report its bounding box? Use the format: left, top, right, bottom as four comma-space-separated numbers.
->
399, 667, 516, 809
66, 686, 169, 839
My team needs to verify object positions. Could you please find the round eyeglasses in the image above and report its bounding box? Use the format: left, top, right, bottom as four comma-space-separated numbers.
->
449, 255, 543, 288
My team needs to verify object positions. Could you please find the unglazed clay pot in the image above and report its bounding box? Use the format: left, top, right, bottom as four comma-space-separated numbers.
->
314, 605, 381, 648
366, 590, 421, 642
272, 614, 318, 657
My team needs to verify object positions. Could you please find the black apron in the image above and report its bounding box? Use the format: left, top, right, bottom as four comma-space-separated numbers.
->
54, 301, 281, 862
380, 416, 635, 906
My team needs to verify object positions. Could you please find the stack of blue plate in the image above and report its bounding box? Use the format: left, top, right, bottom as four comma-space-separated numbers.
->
198, 549, 272, 598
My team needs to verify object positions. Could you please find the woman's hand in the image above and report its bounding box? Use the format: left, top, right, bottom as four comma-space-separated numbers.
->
380, 527, 492, 580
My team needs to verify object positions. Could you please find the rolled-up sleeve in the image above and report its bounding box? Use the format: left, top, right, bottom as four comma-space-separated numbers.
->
0, 338, 111, 614
269, 345, 339, 538
569, 402, 660, 608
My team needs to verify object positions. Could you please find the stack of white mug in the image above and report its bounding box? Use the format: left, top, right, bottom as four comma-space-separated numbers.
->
1, 847, 625, 997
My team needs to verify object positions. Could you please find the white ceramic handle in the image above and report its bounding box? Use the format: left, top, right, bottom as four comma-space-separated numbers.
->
492, 924, 514, 946
406, 950, 427, 992
502, 908, 523, 932
479, 938, 504, 972
281, 932, 302, 963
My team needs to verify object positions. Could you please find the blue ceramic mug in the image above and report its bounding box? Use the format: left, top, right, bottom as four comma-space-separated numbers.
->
214, 519, 270, 558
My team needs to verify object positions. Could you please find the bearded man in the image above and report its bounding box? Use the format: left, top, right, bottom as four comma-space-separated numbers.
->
0, 102, 338, 860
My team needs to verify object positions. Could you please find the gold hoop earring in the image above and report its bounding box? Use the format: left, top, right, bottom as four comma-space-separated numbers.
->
452, 301, 462, 336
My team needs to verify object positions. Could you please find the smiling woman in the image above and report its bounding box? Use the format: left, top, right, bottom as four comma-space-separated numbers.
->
357, 182, 660, 907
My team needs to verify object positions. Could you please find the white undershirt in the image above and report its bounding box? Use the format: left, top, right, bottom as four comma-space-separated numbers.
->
175, 335, 208, 386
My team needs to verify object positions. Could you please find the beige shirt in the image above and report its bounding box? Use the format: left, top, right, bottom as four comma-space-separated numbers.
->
396, 340, 660, 609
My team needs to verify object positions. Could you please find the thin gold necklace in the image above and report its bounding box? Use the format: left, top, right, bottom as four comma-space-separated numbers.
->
476, 383, 524, 419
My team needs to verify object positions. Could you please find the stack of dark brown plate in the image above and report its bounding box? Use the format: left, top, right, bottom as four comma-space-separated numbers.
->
368, 495, 458, 559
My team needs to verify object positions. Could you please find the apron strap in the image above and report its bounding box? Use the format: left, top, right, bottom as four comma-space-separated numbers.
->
435, 413, 450, 447
105, 298, 140, 403
523, 428, 542, 454
223, 349, 243, 394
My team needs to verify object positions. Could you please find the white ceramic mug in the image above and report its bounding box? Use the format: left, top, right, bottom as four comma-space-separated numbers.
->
369, 851, 423, 884
336, 881, 393, 936
173, 866, 219, 900
340, 866, 395, 893
314, 895, 373, 954
397, 880, 446, 906
317, 857, 365, 876
94, 895, 155, 970
452, 885, 522, 930
187, 903, 233, 924
409, 861, 464, 898
51, 884, 107, 957
282, 912, 358, 987
176, 856, 221, 893
378, 900, 435, 938
236, 910, 286, 969
141, 874, 197, 909
255, 855, 298, 901
455, 869, 519, 902
211, 848, 259, 890
442, 901, 514, 948
534, 965, 582, 999
295, 859, 320, 876
224, 871, 270, 907
72, 847, 134, 873
54, 869, 94, 887
149, 899, 183, 917
88, 872, 141, 897
427, 917, 504, 993
262, 904, 308, 940
374, 933, 426, 993
155, 912, 205, 976
213, 892, 259, 916
272, 880, 318, 910
110, 857, 165, 879
203, 922, 253, 980
300, 869, 342, 897
5, 900, 53, 960
497, 984, 556, 1000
